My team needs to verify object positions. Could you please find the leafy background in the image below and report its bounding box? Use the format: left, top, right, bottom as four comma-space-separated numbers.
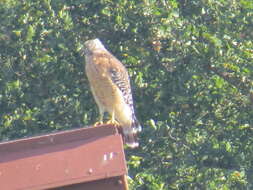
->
0, 0, 253, 189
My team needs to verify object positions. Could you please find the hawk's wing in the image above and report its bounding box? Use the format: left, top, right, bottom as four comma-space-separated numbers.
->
109, 66, 134, 109
108, 54, 135, 112
93, 51, 134, 109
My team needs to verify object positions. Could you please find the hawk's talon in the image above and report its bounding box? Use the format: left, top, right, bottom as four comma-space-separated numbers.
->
106, 119, 120, 126
94, 121, 104, 126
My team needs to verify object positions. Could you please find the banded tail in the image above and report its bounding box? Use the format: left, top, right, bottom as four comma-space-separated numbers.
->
122, 115, 142, 148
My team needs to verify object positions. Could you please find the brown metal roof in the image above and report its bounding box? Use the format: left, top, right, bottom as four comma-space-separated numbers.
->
0, 125, 128, 190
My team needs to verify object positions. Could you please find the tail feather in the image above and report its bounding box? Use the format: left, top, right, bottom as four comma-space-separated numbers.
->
122, 115, 141, 148
124, 132, 139, 148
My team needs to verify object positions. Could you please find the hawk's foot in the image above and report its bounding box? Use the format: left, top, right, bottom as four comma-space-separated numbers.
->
106, 119, 120, 126
94, 121, 104, 126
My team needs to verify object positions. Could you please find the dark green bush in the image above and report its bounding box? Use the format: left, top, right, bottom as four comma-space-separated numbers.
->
1, 0, 252, 189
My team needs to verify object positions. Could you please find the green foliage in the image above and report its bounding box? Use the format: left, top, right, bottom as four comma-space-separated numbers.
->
0, 0, 253, 189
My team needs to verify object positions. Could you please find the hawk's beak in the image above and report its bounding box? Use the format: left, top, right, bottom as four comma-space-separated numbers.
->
79, 45, 86, 57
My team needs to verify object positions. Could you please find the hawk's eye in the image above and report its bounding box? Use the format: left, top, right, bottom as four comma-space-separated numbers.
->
109, 68, 117, 76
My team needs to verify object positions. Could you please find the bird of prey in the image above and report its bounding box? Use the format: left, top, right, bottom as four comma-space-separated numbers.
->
84, 38, 141, 148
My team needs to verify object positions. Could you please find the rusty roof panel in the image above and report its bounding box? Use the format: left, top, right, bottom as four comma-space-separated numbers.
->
0, 125, 127, 190
53, 175, 128, 190
0, 124, 118, 154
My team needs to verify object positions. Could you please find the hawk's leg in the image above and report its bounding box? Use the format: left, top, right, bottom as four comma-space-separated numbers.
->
106, 110, 120, 126
94, 109, 104, 126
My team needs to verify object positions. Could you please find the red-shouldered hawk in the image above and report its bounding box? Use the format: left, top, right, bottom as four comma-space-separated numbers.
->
84, 39, 141, 148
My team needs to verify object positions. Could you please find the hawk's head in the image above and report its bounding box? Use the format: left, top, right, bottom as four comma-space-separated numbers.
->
83, 38, 105, 55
